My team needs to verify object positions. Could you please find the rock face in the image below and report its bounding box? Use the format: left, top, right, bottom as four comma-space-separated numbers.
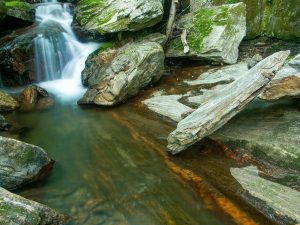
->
231, 166, 300, 225
166, 3, 246, 64
260, 54, 300, 101
79, 41, 165, 106
188, 0, 300, 41
0, 91, 19, 111
74, 0, 164, 35
0, 136, 53, 190
167, 51, 290, 154
0, 187, 66, 225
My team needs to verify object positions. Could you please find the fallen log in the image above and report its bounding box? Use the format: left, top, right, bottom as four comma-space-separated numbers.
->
167, 51, 290, 155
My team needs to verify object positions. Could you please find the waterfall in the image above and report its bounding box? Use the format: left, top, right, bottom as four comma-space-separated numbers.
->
34, 0, 99, 100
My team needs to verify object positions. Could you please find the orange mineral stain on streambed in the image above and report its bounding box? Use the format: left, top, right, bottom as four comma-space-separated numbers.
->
111, 112, 258, 225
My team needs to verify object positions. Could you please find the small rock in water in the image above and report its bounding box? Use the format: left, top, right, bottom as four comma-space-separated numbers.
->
0, 187, 66, 225
0, 136, 54, 190
0, 114, 10, 131
0, 91, 19, 112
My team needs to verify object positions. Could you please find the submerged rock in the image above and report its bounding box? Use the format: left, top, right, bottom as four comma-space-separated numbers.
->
79, 41, 165, 106
260, 54, 300, 101
167, 51, 289, 154
166, 3, 246, 64
0, 114, 10, 130
0, 136, 54, 190
0, 90, 19, 111
0, 187, 66, 225
74, 0, 164, 35
231, 166, 300, 225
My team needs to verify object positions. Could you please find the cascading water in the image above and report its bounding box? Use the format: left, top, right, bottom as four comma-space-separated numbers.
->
34, 0, 99, 100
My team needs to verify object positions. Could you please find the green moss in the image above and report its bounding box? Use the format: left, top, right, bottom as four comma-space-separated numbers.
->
91, 42, 113, 56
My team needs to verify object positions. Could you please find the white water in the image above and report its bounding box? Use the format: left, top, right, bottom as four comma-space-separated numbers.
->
34, 0, 99, 101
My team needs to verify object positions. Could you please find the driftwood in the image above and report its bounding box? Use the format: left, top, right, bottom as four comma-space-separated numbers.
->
167, 51, 290, 154
166, 0, 179, 41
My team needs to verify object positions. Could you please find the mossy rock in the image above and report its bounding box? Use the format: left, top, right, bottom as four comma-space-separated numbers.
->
166, 3, 246, 64
74, 0, 164, 35
0, 136, 53, 190
0, 187, 66, 225
0, 91, 19, 111
3, 0, 35, 22
188, 0, 300, 41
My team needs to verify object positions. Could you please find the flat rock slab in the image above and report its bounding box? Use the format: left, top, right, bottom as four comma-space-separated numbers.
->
79, 41, 165, 106
143, 95, 193, 122
231, 166, 300, 224
166, 3, 246, 64
0, 136, 53, 190
74, 0, 164, 34
260, 53, 300, 101
0, 187, 65, 225
167, 51, 290, 154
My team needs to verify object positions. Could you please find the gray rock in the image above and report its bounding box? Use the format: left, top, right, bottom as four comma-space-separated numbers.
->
74, 0, 164, 35
166, 3, 246, 64
0, 136, 53, 190
79, 41, 165, 106
0, 187, 66, 225
260, 53, 300, 101
0, 91, 19, 112
143, 95, 193, 122
231, 166, 300, 224
167, 51, 290, 154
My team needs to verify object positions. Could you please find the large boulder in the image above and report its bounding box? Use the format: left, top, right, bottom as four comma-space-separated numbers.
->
187, 0, 300, 41
0, 187, 66, 225
260, 54, 300, 101
0, 90, 19, 111
166, 3, 246, 64
74, 0, 164, 35
79, 41, 165, 106
0, 136, 54, 190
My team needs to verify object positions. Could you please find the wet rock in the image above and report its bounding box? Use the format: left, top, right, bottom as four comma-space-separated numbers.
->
19, 85, 52, 111
0, 187, 66, 225
143, 95, 193, 122
74, 0, 164, 35
0, 136, 54, 190
166, 3, 246, 64
167, 51, 290, 154
79, 41, 165, 106
231, 166, 300, 225
260, 54, 300, 101
0, 114, 10, 130
0, 21, 64, 86
36, 96, 54, 111
0, 90, 19, 111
